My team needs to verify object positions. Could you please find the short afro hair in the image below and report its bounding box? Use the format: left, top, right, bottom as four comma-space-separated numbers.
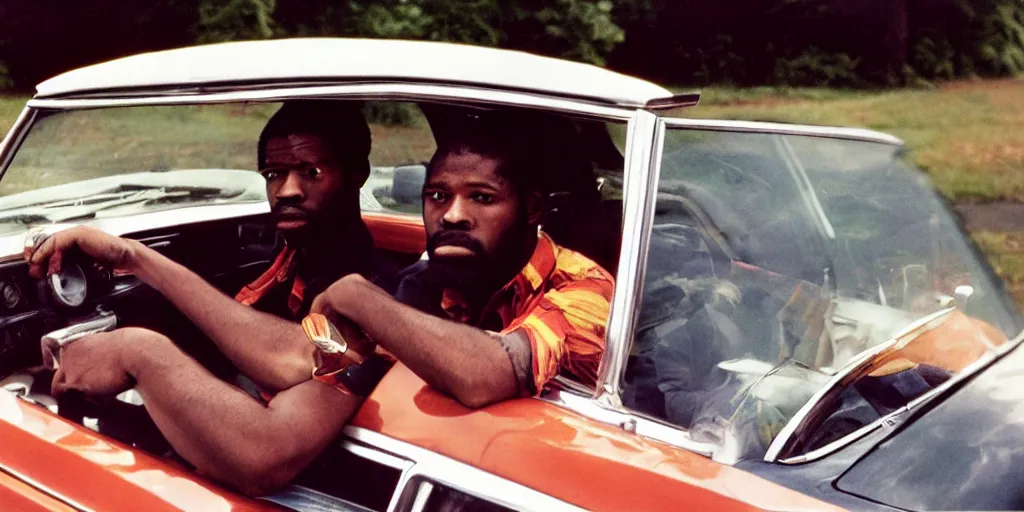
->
257, 100, 372, 187
425, 108, 547, 198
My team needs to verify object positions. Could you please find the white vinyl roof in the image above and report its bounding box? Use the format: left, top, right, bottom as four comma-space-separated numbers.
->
35, 38, 677, 107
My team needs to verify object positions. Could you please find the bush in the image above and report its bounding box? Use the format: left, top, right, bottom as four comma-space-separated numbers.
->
363, 101, 419, 126
910, 36, 958, 80
0, 62, 12, 91
773, 47, 863, 87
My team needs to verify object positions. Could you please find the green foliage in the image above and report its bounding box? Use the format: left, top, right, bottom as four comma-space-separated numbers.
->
196, 0, 277, 44
773, 48, 863, 87
1, 0, 1022, 90
910, 37, 959, 80
506, 0, 624, 66
363, 101, 419, 125
0, 62, 12, 91
278, 0, 621, 66
347, 0, 501, 44
978, 0, 1024, 74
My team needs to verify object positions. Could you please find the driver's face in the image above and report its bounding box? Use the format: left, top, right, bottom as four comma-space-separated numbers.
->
262, 134, 350, 241
423, 151, 523, 270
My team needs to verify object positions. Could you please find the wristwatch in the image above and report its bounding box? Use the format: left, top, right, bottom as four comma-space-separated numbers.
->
301, 313, 389, 396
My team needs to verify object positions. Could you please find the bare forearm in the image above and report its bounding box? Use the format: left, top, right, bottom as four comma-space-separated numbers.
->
125, 340, 357, 495
128, 242, 312, 391
331, 278, 517, 407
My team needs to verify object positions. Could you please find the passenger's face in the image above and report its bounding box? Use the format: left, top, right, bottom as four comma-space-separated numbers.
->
423, 152, 531, 286
262, 134, 350, 242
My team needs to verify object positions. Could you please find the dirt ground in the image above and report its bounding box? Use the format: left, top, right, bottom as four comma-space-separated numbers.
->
955, 202, 1024, 232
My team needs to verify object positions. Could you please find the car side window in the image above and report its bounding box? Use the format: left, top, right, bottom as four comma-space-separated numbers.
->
621, 128, 827, 430
620, 126, 1020, 461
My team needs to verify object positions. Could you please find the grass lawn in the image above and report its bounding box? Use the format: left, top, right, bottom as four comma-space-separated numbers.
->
679, 79, 1024, 204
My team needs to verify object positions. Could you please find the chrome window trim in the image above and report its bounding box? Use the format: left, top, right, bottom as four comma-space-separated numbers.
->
662, 117, 904, 146
778, 325, 1024, 465
595, 110, 663, 401
27, 83, 635, 122
763, 307, 956, 462
0, 107, 37, 181
261, 485, 376, 512
407, 481, 434, 512
343, 426, 584, 512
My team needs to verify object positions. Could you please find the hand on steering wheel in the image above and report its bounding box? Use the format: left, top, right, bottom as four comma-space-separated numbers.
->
24, 226, 138, 279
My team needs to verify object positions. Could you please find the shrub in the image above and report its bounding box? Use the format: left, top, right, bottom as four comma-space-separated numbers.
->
773, 47, 863, 87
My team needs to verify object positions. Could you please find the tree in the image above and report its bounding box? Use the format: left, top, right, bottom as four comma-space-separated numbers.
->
503, 0, 624, 66
196, 0, 277, 44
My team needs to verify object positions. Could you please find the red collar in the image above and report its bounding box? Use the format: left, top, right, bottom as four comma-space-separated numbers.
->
234, 247, 306, 318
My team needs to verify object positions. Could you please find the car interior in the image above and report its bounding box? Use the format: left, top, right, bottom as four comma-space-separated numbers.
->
0, 99, 627, 507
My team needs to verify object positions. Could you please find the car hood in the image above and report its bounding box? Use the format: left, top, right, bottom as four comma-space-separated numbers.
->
836, 339, 1024, 511
0, 169, 266, 213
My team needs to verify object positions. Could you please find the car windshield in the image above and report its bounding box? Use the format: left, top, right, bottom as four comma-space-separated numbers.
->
625, 126, 1023, 463
0, 102, 437, 237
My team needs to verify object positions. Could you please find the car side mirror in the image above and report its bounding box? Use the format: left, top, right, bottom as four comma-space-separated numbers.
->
391, 164, 426, 205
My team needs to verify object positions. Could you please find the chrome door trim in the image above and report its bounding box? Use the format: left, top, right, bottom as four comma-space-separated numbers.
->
0, 107, 37, 181
0, 462, 90, 512
343, 426, 584, 512
662, 117, 903, 146
28, 83, 635, 121
540, 388, 717, 457
596, 110, 663, 401
339, 439, 414, 472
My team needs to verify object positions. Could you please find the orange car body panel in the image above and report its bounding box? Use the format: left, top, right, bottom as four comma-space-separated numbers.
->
363, 212, 426, 255
0, 391, 278, 511
874, 309, 1008, 374
0, 470, 75, 512
352, 364, 844, 512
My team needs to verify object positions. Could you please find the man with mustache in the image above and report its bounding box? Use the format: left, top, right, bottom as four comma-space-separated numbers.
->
312, 120, 616, 407
24, 101, 381, 494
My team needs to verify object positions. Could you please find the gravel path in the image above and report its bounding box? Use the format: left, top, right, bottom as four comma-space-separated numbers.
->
954, 202, 1024, 232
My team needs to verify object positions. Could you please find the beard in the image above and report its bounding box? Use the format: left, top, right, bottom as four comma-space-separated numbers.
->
425, 220, 535, 294
425, 230, 490, 290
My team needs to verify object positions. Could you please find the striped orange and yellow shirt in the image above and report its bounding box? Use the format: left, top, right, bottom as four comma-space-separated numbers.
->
441, 232, 614, 393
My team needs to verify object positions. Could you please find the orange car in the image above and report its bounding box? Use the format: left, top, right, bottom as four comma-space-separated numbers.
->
0, 39, 1020, 511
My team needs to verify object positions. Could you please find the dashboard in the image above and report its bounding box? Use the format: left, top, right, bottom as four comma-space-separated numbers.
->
0, 216, 279, 381
0, 259, 127, 376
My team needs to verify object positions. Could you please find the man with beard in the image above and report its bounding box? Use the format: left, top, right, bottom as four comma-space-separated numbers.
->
310, 124, 616, 406
23, 101, 380, 494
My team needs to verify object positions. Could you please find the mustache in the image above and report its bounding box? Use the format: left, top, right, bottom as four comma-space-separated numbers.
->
272, 205, 309, 219
427, 230, 485, 255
